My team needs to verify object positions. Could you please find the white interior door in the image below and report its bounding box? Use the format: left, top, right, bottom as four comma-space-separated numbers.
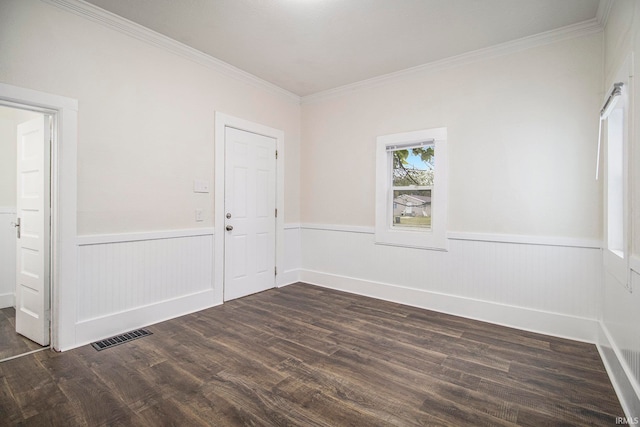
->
224, 127, 276, 301
15, 116, 50, 346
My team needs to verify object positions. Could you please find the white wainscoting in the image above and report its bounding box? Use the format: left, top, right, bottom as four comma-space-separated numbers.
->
278, 224, 301, 287
598, 268, 640, 419
75, 229, 216, 346
299, 225, 601, 342
0, 208, 16, 309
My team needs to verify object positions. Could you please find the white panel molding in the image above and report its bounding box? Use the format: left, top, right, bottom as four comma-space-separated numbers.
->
76, 234, 214, 323
74, 289, 219, 349
41, 0, 300, 103
77, 227, 215, 246
73, 232, 215, 349
301, 227, 600, 339
597, 322, 640, 420
301, 223, 375, 235
448, 231, 602, 249
302, 18, 603, 104
278, 225, 301, 287
298, 223, 602, 249
300, 270, 598, 343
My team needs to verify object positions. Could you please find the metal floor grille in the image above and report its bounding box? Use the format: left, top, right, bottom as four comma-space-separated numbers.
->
91, 329, 152, 351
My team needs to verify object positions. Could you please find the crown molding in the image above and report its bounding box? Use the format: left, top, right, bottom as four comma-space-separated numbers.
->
596, 0, 613, 28
40, 0, 606, 106
41, 0, 301, 103
302, 18, 604, 105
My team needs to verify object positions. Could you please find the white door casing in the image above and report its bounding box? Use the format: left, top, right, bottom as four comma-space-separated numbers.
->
15, 116, 50, 346
223, 127, 277, 301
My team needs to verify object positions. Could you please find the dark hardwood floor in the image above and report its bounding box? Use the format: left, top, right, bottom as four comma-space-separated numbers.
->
0, 307, 44, 361
0, 283, 623, 426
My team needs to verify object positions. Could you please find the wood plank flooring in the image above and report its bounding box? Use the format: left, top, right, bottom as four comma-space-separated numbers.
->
0, 283, 624, 426
0, 307, 44, 361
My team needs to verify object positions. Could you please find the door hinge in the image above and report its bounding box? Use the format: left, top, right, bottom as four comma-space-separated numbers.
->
275, 150, 278, 159
275, 266, 278, 276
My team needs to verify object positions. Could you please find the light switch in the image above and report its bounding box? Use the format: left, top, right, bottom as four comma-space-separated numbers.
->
194, 179, 210, 193
195, 209, 204, 222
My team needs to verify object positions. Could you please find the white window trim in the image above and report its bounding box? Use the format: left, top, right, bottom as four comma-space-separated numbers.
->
375, 127, 448, 250
602, 54, 632, 290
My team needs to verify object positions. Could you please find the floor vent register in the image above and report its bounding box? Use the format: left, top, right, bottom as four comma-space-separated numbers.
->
91, 329, 153, 351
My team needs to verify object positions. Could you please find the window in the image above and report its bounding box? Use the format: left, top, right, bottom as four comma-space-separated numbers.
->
391, 142, 434, 230
375, 127, 448, 250
606, 100, 625, 258
600, 55, 631, 290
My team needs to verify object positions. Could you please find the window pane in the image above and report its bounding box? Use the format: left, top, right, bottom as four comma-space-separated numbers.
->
392, 147, 434, 186
392, 189, 431, 229
607, 107, 624, 257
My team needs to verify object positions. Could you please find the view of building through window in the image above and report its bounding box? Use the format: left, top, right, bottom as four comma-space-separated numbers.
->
391, 145, 434, 229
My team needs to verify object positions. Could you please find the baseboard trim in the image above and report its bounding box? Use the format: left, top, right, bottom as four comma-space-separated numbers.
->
0, 293, 15, 309
597, 322, 640, 419
300, 269, 598, 343
71, 289, 218, 351
277, 269, 301, 288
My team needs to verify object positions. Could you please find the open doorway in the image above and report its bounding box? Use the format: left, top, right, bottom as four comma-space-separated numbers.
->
0, 105, 51, 361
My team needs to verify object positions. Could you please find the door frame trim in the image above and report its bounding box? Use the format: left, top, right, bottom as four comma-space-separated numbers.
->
0, 83, 78, 351
214, 113, 284, 304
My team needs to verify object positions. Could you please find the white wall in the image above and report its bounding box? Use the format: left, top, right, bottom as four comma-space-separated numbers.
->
301, 34, 602, 239
301, 33, 602, 328
0, 0, 301, 235
299, 34, 603, 339
599, 0, 640, 419
0, 0, 301, 348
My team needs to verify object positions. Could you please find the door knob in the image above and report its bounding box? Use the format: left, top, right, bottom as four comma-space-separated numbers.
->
225, 225, 233, 231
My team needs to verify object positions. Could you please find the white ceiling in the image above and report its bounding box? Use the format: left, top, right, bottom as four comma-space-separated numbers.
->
83, 0, 601, 96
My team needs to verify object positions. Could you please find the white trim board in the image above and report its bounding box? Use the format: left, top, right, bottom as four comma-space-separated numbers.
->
299, 223, 602, 249
301, 223, 375, 235
42, 0, 602, 105
77, 228, 215, 246
597, 322, 640, 420
42, 0, 299, 103
73, 289, 219, 350
301, 18, 602, 104
596, 0, 613, 28
447, 232, 602, 249
0, 207, 16, 214
0, 293, 15, 309
300, 270, 598, 343
277, 269, 301, 288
